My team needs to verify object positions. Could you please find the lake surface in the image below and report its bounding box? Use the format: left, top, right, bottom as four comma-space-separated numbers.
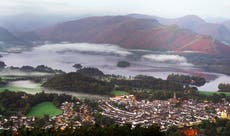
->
1, 43, 230, 92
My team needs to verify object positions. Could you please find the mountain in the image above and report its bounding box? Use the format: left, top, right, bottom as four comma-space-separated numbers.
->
0, 13, 89, 33
30, 15, 230, 55
0, 27, 28, 50
0, 27, 18, 42
222, 20, 230, 30
129, 14, 230, 43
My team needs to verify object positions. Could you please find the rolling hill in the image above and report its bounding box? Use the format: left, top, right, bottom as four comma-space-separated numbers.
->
31, 15, 230, 55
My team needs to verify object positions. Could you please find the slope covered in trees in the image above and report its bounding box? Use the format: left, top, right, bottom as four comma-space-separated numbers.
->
42, 72, 113, 95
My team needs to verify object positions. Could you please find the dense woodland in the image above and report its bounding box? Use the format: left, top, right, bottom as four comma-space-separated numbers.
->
43, 67, 206, 95
43, 72, 113, 95
76, 67, 105, 78
10, 65, 64, 73
112, 74, 205, 92
0, 61, 64, 74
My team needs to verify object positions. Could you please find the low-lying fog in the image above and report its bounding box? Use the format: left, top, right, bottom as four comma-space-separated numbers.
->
8, 80, 39, 89
1, 43, 230, 92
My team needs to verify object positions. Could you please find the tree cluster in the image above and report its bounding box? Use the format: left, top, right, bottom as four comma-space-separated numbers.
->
43, 72, 113, 95
111, 74, 205, 92
0, 61, 6, 69
9, 65, 64, 73
117, 61, 130, 68
218, 83, 230, 92
73, 64, 83, 70
76, 67, 104, 78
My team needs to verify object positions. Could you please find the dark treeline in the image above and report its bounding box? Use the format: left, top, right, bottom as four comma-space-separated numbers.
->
76, 67, 105, 78
0, 91, 76, 117
117, 60, 130, 68
43, 72, 114, 95
9, 65, 64, 73
2, 119, 230, 136
132, 89, 230, 103
111, 74, 205, 92
1, 124, 164, 136
0, 61, 6, 69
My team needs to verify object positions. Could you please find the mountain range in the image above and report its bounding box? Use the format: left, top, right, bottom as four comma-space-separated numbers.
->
1, 14, 230, 55
0, 13, 89, 32
129, 14, 230, 44
27, 15, 230, 55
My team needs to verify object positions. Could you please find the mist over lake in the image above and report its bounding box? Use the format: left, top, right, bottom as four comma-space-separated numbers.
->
1, 43, 230, 91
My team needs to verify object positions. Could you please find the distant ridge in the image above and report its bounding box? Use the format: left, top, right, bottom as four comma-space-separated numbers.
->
23, 15, 230, 55
129, 14, 230, 44
0, 27, 28, 50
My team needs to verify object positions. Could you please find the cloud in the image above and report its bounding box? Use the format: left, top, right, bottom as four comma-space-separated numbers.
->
35, 43, 132, 56
0, 0, 229, 18
224, 1, 230, 8
142, 54, 192, 66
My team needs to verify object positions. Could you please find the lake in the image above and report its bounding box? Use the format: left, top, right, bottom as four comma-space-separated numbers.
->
1, 43, 230, 92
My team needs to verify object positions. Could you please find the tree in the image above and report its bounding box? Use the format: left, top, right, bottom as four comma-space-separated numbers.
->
0, 61, 6, 69
73, 64, 83, 70
77, 67, 104, 77
218, 83, 230, 92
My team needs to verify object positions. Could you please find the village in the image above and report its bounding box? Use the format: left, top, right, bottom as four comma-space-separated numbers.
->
99, 94, 230, 131
1, 93, 230, 132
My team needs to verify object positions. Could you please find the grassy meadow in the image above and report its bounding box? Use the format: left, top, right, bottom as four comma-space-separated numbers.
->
27, 102, 62, 118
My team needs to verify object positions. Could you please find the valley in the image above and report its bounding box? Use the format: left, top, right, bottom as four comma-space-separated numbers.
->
0, 11, 230, 135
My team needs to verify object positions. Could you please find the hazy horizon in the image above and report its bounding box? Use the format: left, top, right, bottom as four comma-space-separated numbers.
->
0, 0, 229, 20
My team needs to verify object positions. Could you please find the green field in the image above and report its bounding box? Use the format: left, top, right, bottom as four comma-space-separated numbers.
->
111, 90, 129, 96
199, 91, 230, 96
27, 102, 62, 118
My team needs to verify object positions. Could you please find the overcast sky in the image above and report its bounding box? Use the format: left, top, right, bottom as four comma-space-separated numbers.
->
1, 0, 230, 18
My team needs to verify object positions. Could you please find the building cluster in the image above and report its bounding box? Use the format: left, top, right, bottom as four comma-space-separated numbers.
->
1, 95, 230, 131
99, 95, 230, 130
0, 101, 95, 131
